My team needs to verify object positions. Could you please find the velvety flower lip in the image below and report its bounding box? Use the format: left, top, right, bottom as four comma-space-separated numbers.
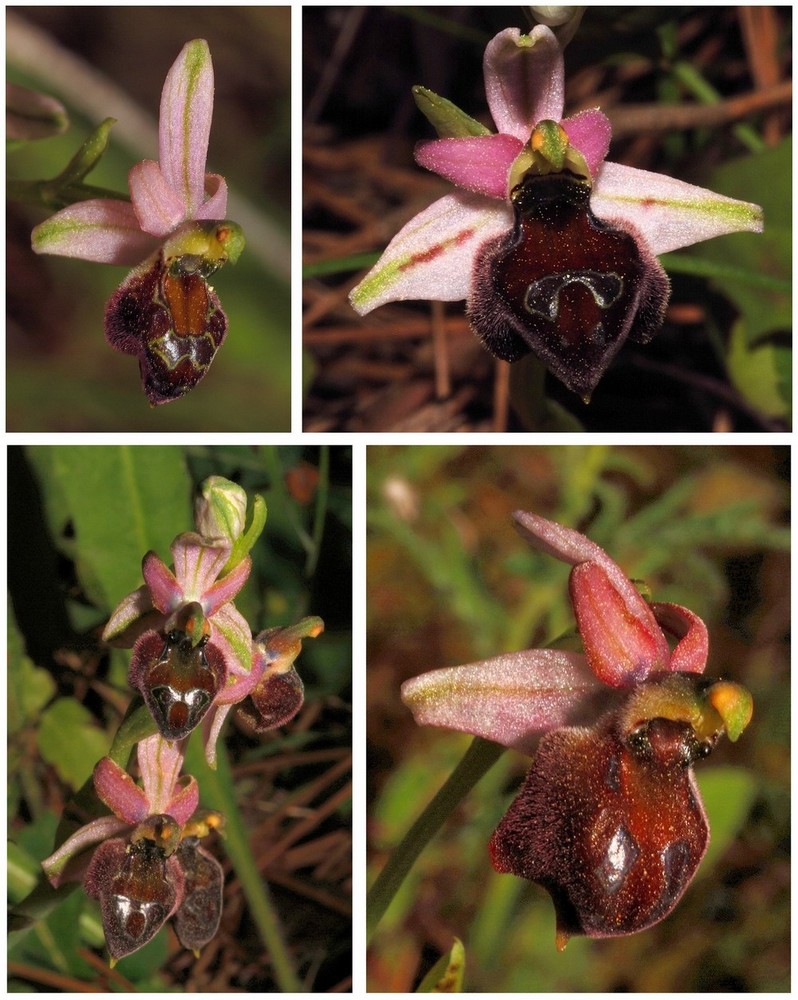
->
350, 25, 763, 317
31, 39, 228, 263
402, 509, 709, 750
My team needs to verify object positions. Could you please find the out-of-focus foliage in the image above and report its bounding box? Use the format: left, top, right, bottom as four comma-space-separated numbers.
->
367, 445, 789, 992
8, 445, 352, 991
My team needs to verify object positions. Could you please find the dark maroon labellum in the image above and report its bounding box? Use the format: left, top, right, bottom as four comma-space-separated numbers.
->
85, 836, 181, 960
130, 629, 225, 741
467, 170, 670, 398
105, 251, 227, 405
489, 708, 711, 945
238, 664, 304, 733
173, 838, 224, 953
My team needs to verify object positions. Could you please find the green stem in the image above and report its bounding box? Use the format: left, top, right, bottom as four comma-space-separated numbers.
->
7, 177, 130, 210
185, 736, 303, 992
366, 737, 505, 943
306, 445, 329, 578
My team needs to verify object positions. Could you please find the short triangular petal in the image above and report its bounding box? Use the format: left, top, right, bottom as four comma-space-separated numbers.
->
129, 159, 188, 237
484, 26, 564, 141
31, 200, 159, 265
562, 108, 612, 179
401, 648, 605, 755
651, 602, 709, 674
415, 134, 522, 199
350, 192, 511, 314
202, 556, 251, 615
142, 551, 182, 613
193, 173, 228, 221
159, 39, 214, 216
93, 757, 150, 823
591, 161, 764, 255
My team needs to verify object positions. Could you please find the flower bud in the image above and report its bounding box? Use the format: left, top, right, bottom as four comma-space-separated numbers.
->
195, 476, 247, 542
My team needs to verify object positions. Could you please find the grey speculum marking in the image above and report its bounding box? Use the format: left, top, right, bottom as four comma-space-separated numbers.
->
524, 270, 624, 321
596, 822, 640, 895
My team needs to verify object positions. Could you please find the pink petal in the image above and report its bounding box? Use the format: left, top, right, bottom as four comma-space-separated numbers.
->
349, 192, 512, 314
171, 532, 231, 603
401, 648, 604, 755
142, 551, 182, 613
512, 511, 671, 670
93, 757, 150, 823
415, 134, 523, 199
651, 602, 709, 674
166, 776, 200, 826
484, 26, 564, 142
203, 556, 252, 615
31, 199, 159, 265
592, 161, 764, 255
562, 108, 612, 178
159, 39, 215, 216
570, 562, 670, 686
129, 159, 188, 237
193, 173, 228, 221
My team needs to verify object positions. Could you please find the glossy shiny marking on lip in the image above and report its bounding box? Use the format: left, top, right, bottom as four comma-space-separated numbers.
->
105, 250, 227, 406
468, 169, 670, 399
488, 678, 717, 948
131, 628, 225, 741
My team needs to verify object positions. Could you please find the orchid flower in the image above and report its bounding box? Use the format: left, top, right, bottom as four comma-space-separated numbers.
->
31, 39, 245, 405
350, 27, 763, 397
103, 530, 253, 745
42, 735, 223, 961
103, 477, 323, 764
202, 615, 325, 766
401, 510, 753, 947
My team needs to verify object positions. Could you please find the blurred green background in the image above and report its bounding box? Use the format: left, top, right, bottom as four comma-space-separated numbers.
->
367, 445, 789, 991
8, 8, 291, 430
8, 445, 352, 991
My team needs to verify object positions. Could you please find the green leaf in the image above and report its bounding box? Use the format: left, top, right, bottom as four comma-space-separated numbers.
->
726, 318, 791, 420
418, 937, 466, 992
8, 610, 56, 734
688, 138, 791, 346
37, 699, 110, 789
696, 766, 758, 871
26, 446, 192, 610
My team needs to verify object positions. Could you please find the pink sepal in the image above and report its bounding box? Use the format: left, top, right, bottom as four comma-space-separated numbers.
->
483, 26, 564, 140
570, 562, 669, 686
401, 647, 604, 755
129, 159, 188, 237
41, 815, 130, 886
